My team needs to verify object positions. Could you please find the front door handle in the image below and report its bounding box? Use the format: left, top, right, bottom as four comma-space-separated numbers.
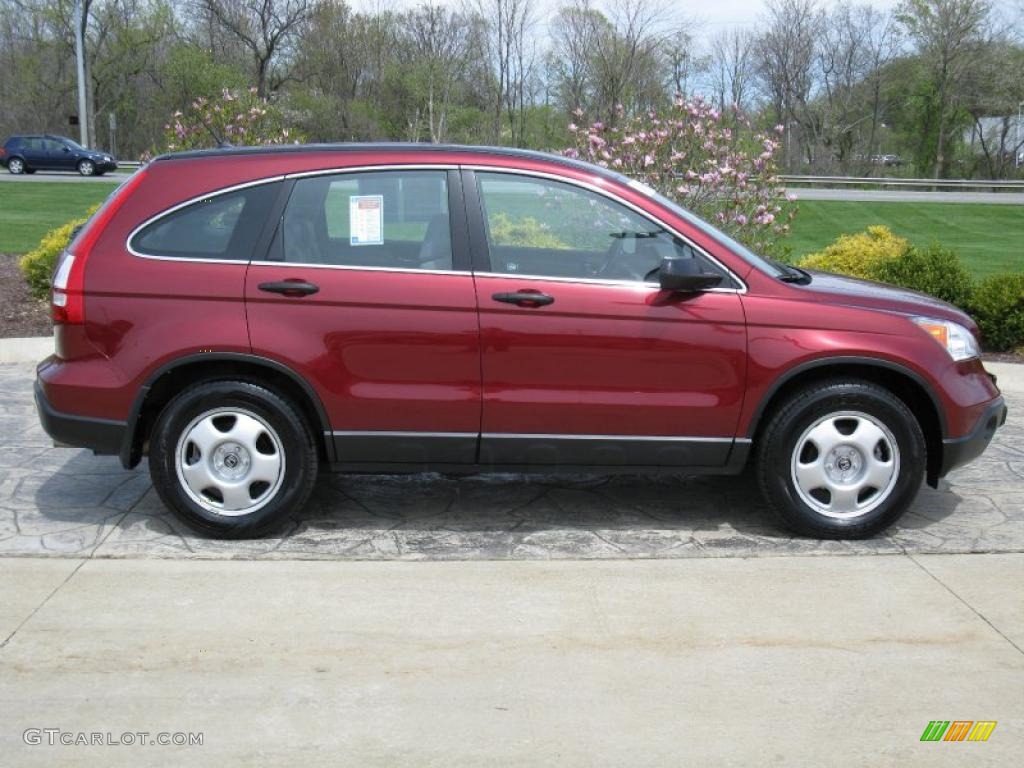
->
492, 291, 554, 307
258, 280, 319, 297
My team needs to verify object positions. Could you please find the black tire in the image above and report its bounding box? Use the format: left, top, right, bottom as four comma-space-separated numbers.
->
755, 379, 926, 539
149, 380, 318, 538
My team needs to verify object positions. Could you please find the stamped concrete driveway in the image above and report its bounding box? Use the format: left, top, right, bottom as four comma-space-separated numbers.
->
2, 361, 1023, 560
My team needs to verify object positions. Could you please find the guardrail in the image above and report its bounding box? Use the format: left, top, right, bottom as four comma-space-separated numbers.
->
779, 174, 1024, 190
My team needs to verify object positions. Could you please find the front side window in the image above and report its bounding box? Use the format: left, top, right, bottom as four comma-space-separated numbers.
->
276, 170, 452, 271
130, 182, 279, 260
476, 172, 730, 284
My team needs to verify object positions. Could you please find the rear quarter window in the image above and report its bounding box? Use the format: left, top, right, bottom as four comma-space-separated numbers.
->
129, 181, 280, 261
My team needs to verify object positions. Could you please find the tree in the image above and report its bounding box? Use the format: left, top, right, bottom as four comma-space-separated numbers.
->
897, 0, 991, 177
474, 0, 538, 146
197, 0, 313, 97
397, 3, 476, 143
755, 0, 824, 169
708, 28, 755, 113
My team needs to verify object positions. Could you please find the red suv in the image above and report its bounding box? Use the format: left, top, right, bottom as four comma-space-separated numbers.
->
34, 144, 1006, 538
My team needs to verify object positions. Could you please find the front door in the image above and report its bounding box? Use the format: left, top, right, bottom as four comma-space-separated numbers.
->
245, 168, 481, 466
468, 170, 748, 469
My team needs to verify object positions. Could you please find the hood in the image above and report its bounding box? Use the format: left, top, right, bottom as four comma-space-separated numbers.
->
796, 269, 977, 332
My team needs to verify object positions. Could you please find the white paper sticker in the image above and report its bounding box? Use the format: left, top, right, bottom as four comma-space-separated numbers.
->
349, 195, 383, 246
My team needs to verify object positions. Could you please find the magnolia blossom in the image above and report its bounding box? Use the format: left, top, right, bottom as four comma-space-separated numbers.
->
566, 95, 797, 255
155, 87, 299, 155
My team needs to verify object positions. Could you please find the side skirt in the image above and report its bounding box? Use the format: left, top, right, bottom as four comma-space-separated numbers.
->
328, 432, 752, 475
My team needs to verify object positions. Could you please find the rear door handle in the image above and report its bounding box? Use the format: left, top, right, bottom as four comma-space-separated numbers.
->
258, 280, 319, 297
491, 291, 554, 307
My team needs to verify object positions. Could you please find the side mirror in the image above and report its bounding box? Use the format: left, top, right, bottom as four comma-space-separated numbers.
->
657, 257, 724, 293
62, 146, 71, 152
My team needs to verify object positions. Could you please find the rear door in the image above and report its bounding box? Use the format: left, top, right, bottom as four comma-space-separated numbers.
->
21, 138, 48, 168
245, 167, 482, 467
467, 169, 748, 469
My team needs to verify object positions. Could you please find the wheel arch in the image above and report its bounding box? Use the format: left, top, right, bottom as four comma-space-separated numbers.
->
120, 353, 333, 468
747, 357, 946, 487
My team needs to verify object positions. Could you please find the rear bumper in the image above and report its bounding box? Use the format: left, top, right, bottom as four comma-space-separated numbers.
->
34, 378, 125, 456
938, 396, 1007, 478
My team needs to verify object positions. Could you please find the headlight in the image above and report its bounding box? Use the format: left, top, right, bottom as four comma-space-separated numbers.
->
912, 316, 979, 361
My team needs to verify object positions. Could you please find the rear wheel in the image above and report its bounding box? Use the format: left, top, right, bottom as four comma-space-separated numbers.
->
756, 379, 926, 538
8, 157, 24, 174
149, 380, 318, 538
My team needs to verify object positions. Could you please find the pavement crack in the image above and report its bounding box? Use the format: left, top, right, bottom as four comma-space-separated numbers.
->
0, 557, 88, 650
905, 552, 1024, 658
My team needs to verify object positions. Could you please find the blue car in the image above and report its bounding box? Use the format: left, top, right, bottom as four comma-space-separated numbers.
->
1, 134, 118, 176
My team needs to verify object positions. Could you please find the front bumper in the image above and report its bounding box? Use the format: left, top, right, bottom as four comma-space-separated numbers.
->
939, 396, 1007, 478
34, 379, 126, 456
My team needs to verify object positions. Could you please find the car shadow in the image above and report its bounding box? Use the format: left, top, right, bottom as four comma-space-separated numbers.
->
29, 449, 971, 558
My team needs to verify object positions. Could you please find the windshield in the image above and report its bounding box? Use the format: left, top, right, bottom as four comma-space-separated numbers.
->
623, 178, 788, 278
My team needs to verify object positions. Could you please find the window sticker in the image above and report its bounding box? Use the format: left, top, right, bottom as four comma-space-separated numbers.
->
349, 195, 383, 246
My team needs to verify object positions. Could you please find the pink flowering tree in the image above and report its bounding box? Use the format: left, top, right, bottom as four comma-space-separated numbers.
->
565, 97, 796, 256
151, 87, 301, 157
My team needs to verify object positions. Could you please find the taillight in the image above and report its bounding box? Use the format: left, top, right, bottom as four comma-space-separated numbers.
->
51, 168, 148, 324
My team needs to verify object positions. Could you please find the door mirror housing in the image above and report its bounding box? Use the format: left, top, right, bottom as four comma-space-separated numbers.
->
657, 257, 724, 293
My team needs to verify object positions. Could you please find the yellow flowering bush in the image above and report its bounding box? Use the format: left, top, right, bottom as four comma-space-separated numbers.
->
19, 204, 100, 299
798, 225, 909, 279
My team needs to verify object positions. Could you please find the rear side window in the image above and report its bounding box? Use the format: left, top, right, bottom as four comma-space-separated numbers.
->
130, 182, 280, 260
273, 170, 452, 271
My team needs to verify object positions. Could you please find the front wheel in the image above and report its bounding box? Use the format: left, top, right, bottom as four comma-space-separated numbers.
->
756, 379, 926, 539
77, 159, 95, 176
149, 381, 318, 538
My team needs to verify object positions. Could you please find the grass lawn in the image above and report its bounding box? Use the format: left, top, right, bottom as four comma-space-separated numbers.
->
788, 200, 1024, 278
0, 181, 117, 254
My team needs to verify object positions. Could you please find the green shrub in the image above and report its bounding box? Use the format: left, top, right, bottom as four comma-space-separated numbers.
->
969, 274, 1024, 352
19, 204, 99, 299
487, 212, 567, 249
872, 243, 974, 308
798, 225, 908, 279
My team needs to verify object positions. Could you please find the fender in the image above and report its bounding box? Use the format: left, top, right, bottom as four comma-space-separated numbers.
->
119, 352, 334, 468
744, 354, 948, 439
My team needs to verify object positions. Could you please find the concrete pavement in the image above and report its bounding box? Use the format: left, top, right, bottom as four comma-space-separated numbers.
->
0, 172, 124, 184
1, 553, 1021, 766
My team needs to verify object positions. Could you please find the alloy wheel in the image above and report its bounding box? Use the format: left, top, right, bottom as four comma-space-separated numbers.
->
790, 410, 900, 519
174, 408, 286, 516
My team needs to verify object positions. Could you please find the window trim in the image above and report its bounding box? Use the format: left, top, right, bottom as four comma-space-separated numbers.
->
259, 164, 469, 273
125, 176, 286, 263
464, 165, 747, 294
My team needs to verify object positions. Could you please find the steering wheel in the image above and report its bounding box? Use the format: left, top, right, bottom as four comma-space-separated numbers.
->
593, 234, 652, 281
